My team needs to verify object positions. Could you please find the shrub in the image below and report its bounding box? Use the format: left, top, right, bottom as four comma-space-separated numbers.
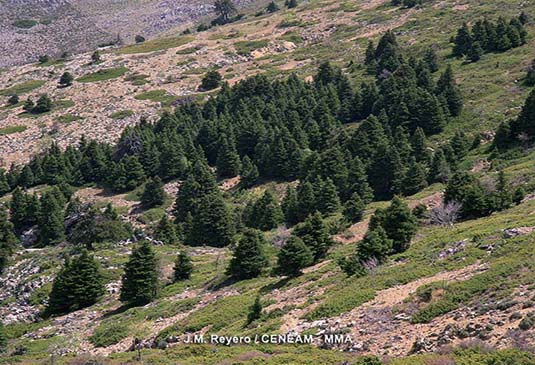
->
89, 323, 129, 347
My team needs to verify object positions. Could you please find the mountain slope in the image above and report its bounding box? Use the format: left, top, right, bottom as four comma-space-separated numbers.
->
0, 0, 535, 364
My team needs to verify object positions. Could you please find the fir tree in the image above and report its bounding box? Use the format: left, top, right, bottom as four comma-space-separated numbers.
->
364, 40, 377, 74
276, 236, 313, 276
0, 206, 18, 273
38, 192, 65, 245
467, 41, 483, 62
423, 48, 439, 72
410, 127, 431, 164
357, 226, 393, 263
47, 250, 105, 315
381, 196, 417, 253
402, 157, 428, 196
10, 187, 29, 231
282, 186, 299, 226
347, 157, 373, 204
7, 94, 19, 106
227, 229, 268, 279
285, 0, 297, 8
173, 251, 193, 281
190, 192, 235, 247
245, 190, 283, 231
428, 149, 450, 183
238, 157, 258, 191
343, 193, 366, 223
33, 94, 52, 114
293, 211, 333, 261
59, 72, 74, 87
453, 22, 472, 56
266, 1, 279, 12
201, 70, 222, 90
216, 136, 241, 178
123, 156, 146, 191
247, 295, 262, 324
18, 165, 34, 188
120, 241, 159, 306
141, 176, 165, 209
436, 65, 463, 117
154, 215, 178, 245
23, 98, 34, 112
316, 178, 341, 214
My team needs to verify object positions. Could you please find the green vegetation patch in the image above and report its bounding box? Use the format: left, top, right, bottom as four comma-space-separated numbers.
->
134, 89, 176, 107
124, 73, 149, 85
115, 36, 193, 54
234, 40, 270, 55
77, 67, 129, 83
110, 110, 134, 120
56, 114, 83, 124
12, 19, 38, 29
0, 80, 45, 96
0, 125, 27, 135
89, 322, 129, 347
156, 294, 255, 342
18, 99, 74, 118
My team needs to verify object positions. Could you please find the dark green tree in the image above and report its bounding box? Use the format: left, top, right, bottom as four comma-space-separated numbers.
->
316, 178, 341, 214
428, 149, 450, 183
0, 206, 18, 273
214, 0, 237, 23
23, 98, 34, 112
38, 192, 65, 245
59, 72, 74, 87
247, 295, 262, 324
293, 211, 333, 261
381, 196, 417, 253
10, 187, 29, 231
343, 193, 366, 223
357, 226, 393, 263
120, 241, 159, 306
7, 94, 19, 106
33, 94, 52, 114
285, 0, 297, 8
141, 177, 165, 209
276, 236, 313, 276
402, 157, 428, 196
436, 65, 463, 117
245, 190, 283, 231
282, 186, 299, 226
201, 70, 223, 90
190, 192, 235, 247
173, 251, 193, 281
227, 229, 268, 279
154, 215, 178, 245
453, 22, 472, 56
526, 58, 535, 86
47, 250, 105, 315
123, 156, 146, 191
239, 155, 259, 189
216, 136, 241, 178
423, 48, 439, 72
266, 1, 279, 12
467, 41, 483, 62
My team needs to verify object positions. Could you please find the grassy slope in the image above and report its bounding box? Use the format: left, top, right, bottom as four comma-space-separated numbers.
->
2, 0, 535, 363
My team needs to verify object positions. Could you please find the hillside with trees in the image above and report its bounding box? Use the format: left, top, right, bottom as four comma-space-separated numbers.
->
0, 0, 535, 364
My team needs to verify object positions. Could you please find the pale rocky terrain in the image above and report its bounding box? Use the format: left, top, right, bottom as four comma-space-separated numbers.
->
0, 0, 260, 67
0, 0, 425, 169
